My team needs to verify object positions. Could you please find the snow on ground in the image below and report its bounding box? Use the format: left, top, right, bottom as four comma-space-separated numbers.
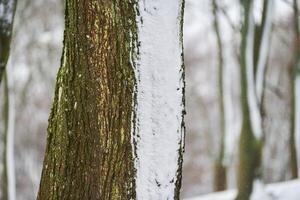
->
185, 180, 300, 200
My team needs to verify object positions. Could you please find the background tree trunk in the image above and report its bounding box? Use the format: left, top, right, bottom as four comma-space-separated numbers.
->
290, 0, 300, 179
236, 1, 274, 199
212, 0, 227, 192
236, 1, 259, 199
37, 0, 185, 200
1, 70, 15, 200
0, 0, 16, 85
0, 1, 17, 200
1, 73, 9, 200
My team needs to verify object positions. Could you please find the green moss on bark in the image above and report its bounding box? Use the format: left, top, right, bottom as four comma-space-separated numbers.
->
37, 1, 138, 199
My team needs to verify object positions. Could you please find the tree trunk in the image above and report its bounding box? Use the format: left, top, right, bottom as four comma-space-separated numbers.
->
290, 0, 300, 179
236, 1, 274, 199
212, 0, 227, 192
0, 1, 17, 200
236, 1, 260, 199
37, 1, 185, 200
0, 0, 16, 85
1, 74, 9, 200
1, 70, 15, 200
253, 0, 273, 181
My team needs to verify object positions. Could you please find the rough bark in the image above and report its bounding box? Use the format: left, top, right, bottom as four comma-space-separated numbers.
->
37, 0, 185, 200
212, 0, 227, 192
37, 1, 138, 199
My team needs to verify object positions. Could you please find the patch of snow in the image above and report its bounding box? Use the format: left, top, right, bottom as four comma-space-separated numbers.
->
133, 0, 184, 199
184, 179, 300, 200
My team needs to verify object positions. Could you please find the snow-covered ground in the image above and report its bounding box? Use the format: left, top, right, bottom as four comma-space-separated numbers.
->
185, 180, 300, 200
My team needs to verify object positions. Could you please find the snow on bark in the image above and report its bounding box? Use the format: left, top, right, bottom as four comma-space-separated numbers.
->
6, 68, 15, 200
133, 0, 185, 199
0, 0, 15, 35
245, 2, 262, 139
255, 0, 274, 104
223, 53, 241, 164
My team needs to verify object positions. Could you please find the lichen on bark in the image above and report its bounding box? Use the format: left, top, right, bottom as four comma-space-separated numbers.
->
37, 1, 139, 199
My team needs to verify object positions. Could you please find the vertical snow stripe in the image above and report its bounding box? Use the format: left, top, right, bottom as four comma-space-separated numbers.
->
6, 69, 15, 200
133, 0, 184, 199
224, 54, 240, 164
245, 2, 262, 139
255, 0, 274, 105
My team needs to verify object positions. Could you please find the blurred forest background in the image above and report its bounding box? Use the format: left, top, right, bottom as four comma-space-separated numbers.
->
0, 0, 299, 199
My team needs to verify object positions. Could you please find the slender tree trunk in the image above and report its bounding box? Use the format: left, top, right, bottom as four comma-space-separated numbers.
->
1, 70, 15, 200
236, 1, 274, 199
236, 1, 260, 199
0, 0, 16, 85
212, 0, 227, 192
290, 0, 300, 179
0, 1, 16, 200
253, 0, 274, 180
37, 1, 185, 200
1, 74, 9, 200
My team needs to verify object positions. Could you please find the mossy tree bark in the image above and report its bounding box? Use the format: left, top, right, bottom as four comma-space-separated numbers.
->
37, 1, 138, 199
212, 0, 227, 192
37, 0, 185, 200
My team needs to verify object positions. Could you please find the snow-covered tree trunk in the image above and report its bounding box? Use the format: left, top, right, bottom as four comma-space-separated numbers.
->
37, 0, 185, 199
0, 1, 16, 200
212, 0, 227, 192
236, 2, 258, 199
236, 0, 273, 199
1, 70, 15, 200
0, 0, 16, 85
